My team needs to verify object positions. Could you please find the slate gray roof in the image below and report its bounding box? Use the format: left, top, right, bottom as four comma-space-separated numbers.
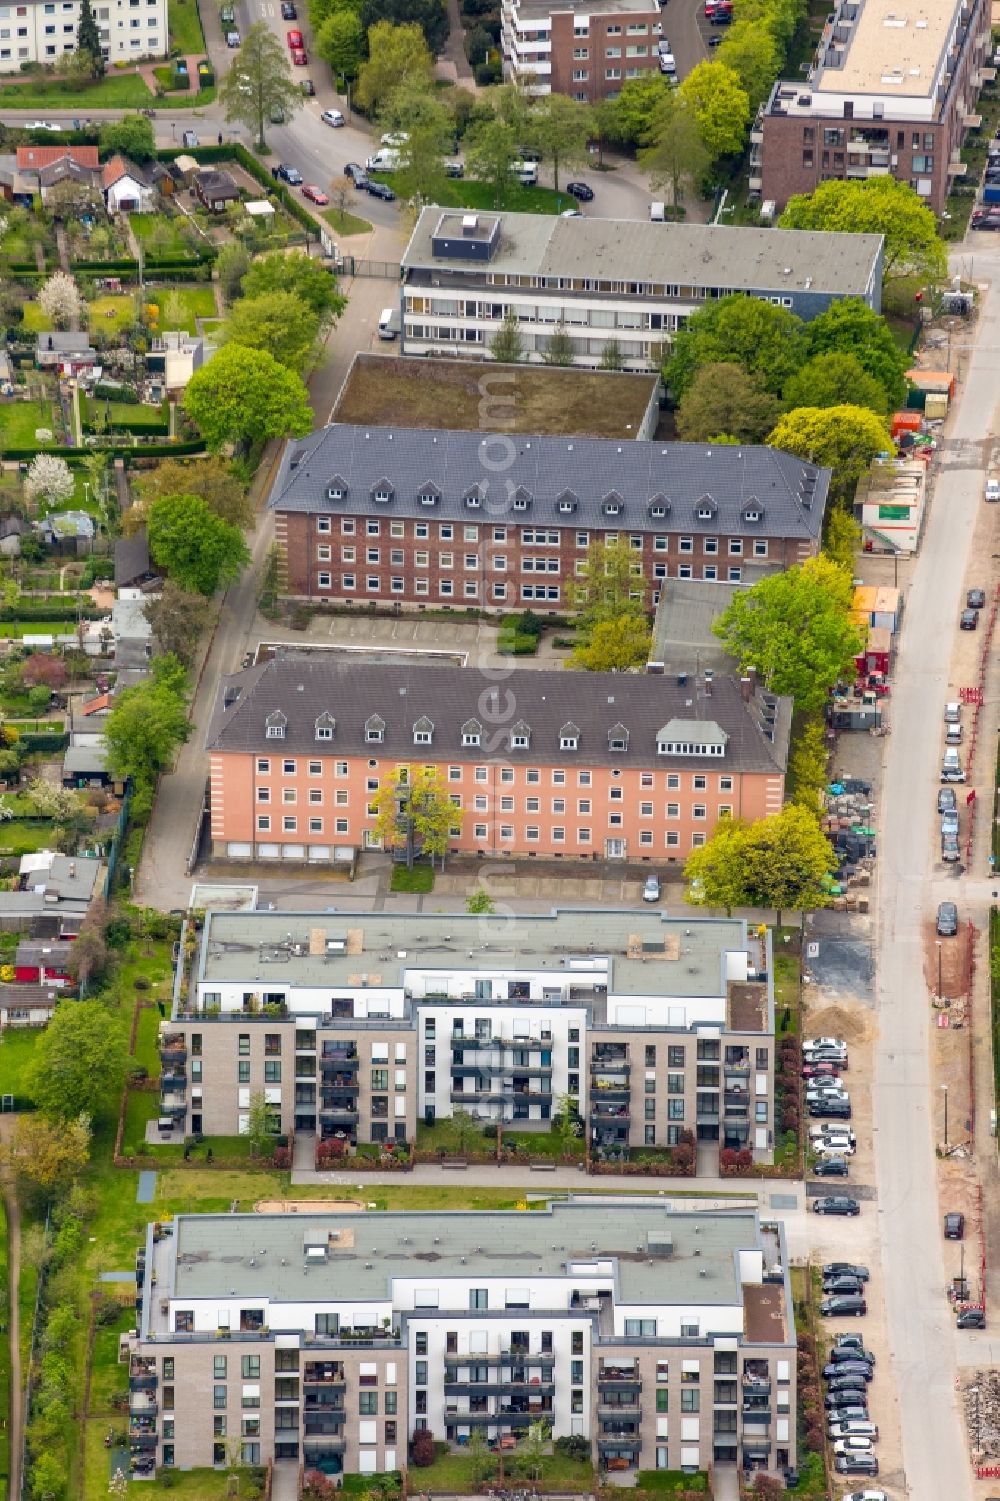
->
402, 209, 884, 299
0, 983, 59, 1011
206, 653, 791, 774
15, 939, 74, 969
269, 424, 828, 542
114, 532, 151, 587
62, 744, 108, 777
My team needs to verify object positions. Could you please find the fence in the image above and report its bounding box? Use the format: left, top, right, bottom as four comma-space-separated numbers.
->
103, 785, 133, 900
962, 583, 1000, 867
18, 1207, 49, 1501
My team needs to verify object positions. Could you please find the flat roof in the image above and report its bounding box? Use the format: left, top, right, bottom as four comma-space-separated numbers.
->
403, 210, 884, 298
512, 0, 657, 15
165, 1201, 762, 1309
649, 579, 744, 675
197, 907, 748, 998
332, 354, 659, 440
815, 0, 953, 99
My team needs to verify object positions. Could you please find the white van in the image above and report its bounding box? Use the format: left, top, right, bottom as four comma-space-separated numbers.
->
378, 307, 400, 341
366, 148, 401, 173
511, 158, 538, 185
941, 747, 965, 782
650, 201, 666, 221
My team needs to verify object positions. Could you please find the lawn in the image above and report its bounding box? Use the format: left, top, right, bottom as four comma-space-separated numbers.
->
375, 172, 577, 215
0, 817, 59, 853
149, 284, 217, 335
88, 294, 140, 332
131, 213, 194, 258
323, 205, 373, 237
416, 1118, 584, 1158
0, 398, 60, 447
19, 302, 51, 333
0, 72, 157, 108
0, 1027, 43, 1104
168, 0, 206, 55
416, 1442, 594, 1491
82, 396, 169, 433
390, 862, 434, 893
0, 1201, 9, 1501
0, 623, 74, 638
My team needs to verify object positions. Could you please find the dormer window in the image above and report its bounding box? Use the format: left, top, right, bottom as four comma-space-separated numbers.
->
696, 494, 717, 521
314, 712, 336, 742
559, 721, 580, 751
743, 500, 763, 523
510, 720, 531, 750
647, 494, 670, 519
602, 490, 624, 517
365, 714, 385, 744
608, 721, 629, 752
413, 715, 434, 746
556, 489, 577, 515
326, 475, 348, 502
371, 479, 394, 505
418, 483, 440, 508
265, 710, 286, 740
461, 717, 482, 747
464, 486, 484, 509
512, 486, 532, 512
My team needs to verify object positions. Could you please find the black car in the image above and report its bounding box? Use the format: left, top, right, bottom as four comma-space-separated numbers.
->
937, 901, 959, 936
972, 213, 1000, 230
813, 1157, 849, 1177
968, 588, 987, 609
814, 1196, 860, 1216
280, 0, 297, 14
567, 181, 594, 201
345, 162, 367, 186
830, 1344, 874, 1365
836, 1455, 879, 1476
840, 778, 872, 795
366, 180, 396, 200
822, 1275, 865, 1295
960, 608, 979, 629
824, 1388, 868, 1408
809, 1101, 852, 1120
958, 1307, 986, 1328
823, 1360, 873, 1380
824, 1264, 870, 1283
300, 78, 316, 95
945, 1211, 965, 1239
272, 163, 303, 185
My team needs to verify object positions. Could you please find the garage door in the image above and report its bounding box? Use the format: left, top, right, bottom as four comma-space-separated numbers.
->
227, 842, 252, 858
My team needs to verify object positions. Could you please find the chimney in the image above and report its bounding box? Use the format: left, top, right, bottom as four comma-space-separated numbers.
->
747, 666, 758, 693
740, 677, 752, 702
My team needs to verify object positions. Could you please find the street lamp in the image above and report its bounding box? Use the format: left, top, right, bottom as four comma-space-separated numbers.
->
941, 1083, 949, 1150
936, 939, 943, 998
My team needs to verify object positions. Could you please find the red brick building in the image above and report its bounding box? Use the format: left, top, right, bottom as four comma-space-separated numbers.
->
501, 0, 664, 104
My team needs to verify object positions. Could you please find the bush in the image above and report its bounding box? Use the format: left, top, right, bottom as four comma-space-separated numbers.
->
315, 1137, 347, 1166
555, 1434, 590, 1461
474, 57, 502, 85
273, 1145, 291, 1168
410, 1428, 437, 1467
497, 630, 538, 656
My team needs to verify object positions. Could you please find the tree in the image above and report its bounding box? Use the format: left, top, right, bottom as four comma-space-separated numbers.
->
599, 339, 624, 372
380, 80, 455, 205
355, 20, 434, 115
81, 448, 113, 525
22, 653, 67, 690
241, 250, 347, 326
316, 8, 365, 77
360, 0, 448, 54
712, 556, 863, 714
490, 309, 524, 364
224, 291, 321, 374
98, 114, 155, 161
76, 0, 104, 77
4, 1112, 90, 1196
823, 507, 861, 574
677, 61, 750, 163
410, 1427, 437, 1467
147, 493, 249, 596
465, 1427, 493, 1485
779, 176, 947, 285
742, 803, 836, 925
38, 271, 82, 330
143, 580, 214, 666
56, 45, 95, 88
804, 296, 909, 410
783, 351, 889, 415
245, 1090, 274, 1156
219, 21, 302, 149
532, 93, 590, 192
513, 1420, 550, 1481
604, 72, 673, 147
569, 536, 644, 627
786, 714, 829, 816
216, 242, 251, 304
183, 344, 313, 451
44, 178, 102, 222
105, 655, 192, 793
465, 113, 520, 208
715, 21, 779, 110
135, 456, 250, 530
665, 294, 806, 398
676, 363, 782, 443
684, 816, 753, 914
573, 614, 651, 672
640, 88, 709, 206
373, 765, 456, 869
24, 453, 74, 508
466, 888, 495, 913
25, 1002, 127, 1119
542, 317, 575, 366
766, 405, 893, 505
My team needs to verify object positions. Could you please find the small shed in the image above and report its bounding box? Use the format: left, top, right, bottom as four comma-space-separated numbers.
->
244, 199, 275, 221
854, 625, 891, 678
193, 168, 240, 213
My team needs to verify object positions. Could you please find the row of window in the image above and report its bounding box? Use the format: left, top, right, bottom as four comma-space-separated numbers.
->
318, 540, 766, 567
254, 761, 737, 793
312, 517, 772, 556
308, 567, 746, 596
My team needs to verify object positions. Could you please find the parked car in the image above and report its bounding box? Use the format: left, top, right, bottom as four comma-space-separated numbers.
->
300, 78, 316, 94
226, 28, 240, 45
272, 163, 303, 185
825, 1390, 870, 1410
967, 588, 986, 608
938, 788, 958, 813
814, 1196, 860, 1216
291, 47, 308, 64
367, 181, 396, 200
834, 1438, 875, 1457
960, 608, 979, 629
825, 1265, 870, 1284
829, 1344, 874, 1365
802, 1061, 843, 1080
826, 1377, 871, 1399
813, 1157, 849, 1177
942, 830, 960, 863
958, 1307, 986, 1328
809, 1100, 852, 1120
945, 1211, 965, 1239
286, 28, 304, 45
822, 1275, 865, 1295
445, 160, 465, 177
823, 1359, 872, 1379
642, 874, 660, 903
321, 109, 346, 127
281, 1, 297, 16
806, 1084, 848, 1102
986, 478, 1000, 500
842, 1490, 889, 1501
302, 185, 329, 204
971, 212, 1000, 231
567, 181, 594, 200
813, 1138, 856, 1157
941, 810, 959, 836
836, 1455, 879, 1476
804, 1037, 847, 1057
829, 1421, 879, 1440
827, 1406, 871, 1425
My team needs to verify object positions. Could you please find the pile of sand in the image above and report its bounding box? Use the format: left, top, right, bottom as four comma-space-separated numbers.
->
802, 1002, 871, 1045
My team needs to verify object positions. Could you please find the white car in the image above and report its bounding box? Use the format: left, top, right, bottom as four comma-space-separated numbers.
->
834, 1437, 875, 1457
844, 1490, 890, 1501
986, 478, 1000, 501
321, 109, 345, 127
658, 50, 676, 74
804, 1036, 846, 1054
26, 119, 62, 131
829, 1420, 879, 1440
813, 1139, 856, 1158
642, 874, 660, 903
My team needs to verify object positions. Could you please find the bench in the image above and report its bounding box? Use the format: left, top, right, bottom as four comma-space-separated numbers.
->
529, 1160, 557, 1171
442, 1159, 468, 1170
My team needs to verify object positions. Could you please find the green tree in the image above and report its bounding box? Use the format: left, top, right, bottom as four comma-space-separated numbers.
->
466, 1427, 493, 1485
143, 580, 214, 667
219, 21, 302, 149
742, 802, 836, 924
98, 113, 155, 161
245, 1090, 274, 1156
105, 655, 192, 793
783, 352, 889, 415
25, 1004, 126, 1120
216, 242, 251, 304
135, 455, 252, 530
823, 507, 861, 574
786, 714, 829, 816
4, 1112, 90, 1196
76, 0, 104, 77
316, 8, 365, 77
678, 60, 750, 162
640, 87, 709, 206
766, 404, 892, 505
183, 344, 313, 451
241, 249, 347, 326
360, 0, 448, 53
573, 614, 651, 671
715, 20, 779, 110
354, 19, 434, 115
380, 80, 455, 205
465, 112, 520, 208
373, 765, 457, 868
489, 309, 524, 364
676, 363, 782, 444
224, 291, 321, 373
712, 556, 863, 714
665, 294, 806, 398
604, 72, 672, 146
542, 317, 575, 366
779, 176, 947, 285
599, 338, 624, 372
569, 536, 644, 627
804, 296, 909, 410
147, 493, 250, 596
532, 92, 590, 192
513, 1420, 551, 1481
684, 816, 752, 914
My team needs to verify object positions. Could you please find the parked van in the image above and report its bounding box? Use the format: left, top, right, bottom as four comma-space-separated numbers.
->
941, 747, 966, 782
511, 158, 538, 185
378, 307, 400, 341
946, 722, 963, 744
366, 149, 401, 172
944, 701, 961, 723
650, 201, 666, 221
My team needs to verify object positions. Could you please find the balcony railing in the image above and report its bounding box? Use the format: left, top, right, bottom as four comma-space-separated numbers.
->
445, 1379, 556, 1396
597, 1436, 640, 1453
590, 1083, 630, 1102
159, 1042, 187, 1064
598, 1371, 641, 1389
303, 1364, 346, 1386
303, 1426, 346, 1447
320, 1105, 359, 1124
591, 1102, 630, 1120
129, 1391, 157, 1416
159, 1093, 186, 1118
598, 1403, 640, 1419
445, 1409, 549, 1427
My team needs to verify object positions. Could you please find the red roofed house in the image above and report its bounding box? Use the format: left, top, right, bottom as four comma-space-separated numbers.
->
102, 155, 153, 214
15, 145, 100, 172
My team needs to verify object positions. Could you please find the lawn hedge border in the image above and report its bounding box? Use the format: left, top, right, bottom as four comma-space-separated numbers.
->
153, 143, 321, 239
0, 438, 204, 460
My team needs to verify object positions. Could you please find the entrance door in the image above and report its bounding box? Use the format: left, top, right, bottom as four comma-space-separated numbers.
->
605, 838, 625, 859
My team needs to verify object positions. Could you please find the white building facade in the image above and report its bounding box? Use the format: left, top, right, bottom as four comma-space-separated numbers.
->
0, 0, 166, 71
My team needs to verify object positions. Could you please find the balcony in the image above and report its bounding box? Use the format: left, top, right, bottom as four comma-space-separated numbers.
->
445, 1408, 550, 1427
129, 1390, 157, 1416
159, 1092, 186, 1119
743, 1376, 771, 1397
742, 1404, 771, 1423
321, 1074, 359, 1092
159, 1037, 187, 1064
591, 1051, 629, 1071
598, 1403, 640, 1420
591, 1102, 630, 1121
303, 1362, 345, 1386
598, 1369, 641, 1390
303, 1423, 346, 1446
160, 1070, 186, 1093
320, 1104, 359, 1125
445, 1378, 556, 1396
591, 1083, 630, 1103
129, 1434, 157, 1455
498, 1349, 555, 1366
597, 1436, 641, 1453
129, 1360, 157, 1391
450, 1088, 508, 1104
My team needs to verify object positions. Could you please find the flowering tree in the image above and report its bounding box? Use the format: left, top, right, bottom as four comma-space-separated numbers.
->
24, 454, 74, 508
38, 271, 83, 329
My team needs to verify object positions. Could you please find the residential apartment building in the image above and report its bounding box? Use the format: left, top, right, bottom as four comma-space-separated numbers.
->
755, 0, 992, 212
0, 0, 166, 70
160, 906, 777, 1160
205, 655, 791, 863
269, 422, 829, 610
501, 0, 663, 101
128, 1200, 797, 1480
399, 210, 884, 369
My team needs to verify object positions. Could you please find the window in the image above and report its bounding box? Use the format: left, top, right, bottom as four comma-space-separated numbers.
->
681, 1390, 700, 1412
264, 1060, 281, 1083
257, 816, 271, 832
470, 1288, 488, 1309
242, 1357, 260, 1379
214, 1385, 227, 1410
360, 1392, 378, 1414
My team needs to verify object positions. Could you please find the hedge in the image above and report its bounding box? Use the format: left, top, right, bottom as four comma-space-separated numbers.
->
0, 603, 103, 622
17, 731, 69, 753
155, 142, 320, 239
1, 438, 204, 461
497, 630, 538, 656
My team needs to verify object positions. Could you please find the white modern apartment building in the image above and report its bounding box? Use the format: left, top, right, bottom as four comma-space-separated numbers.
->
128, 1201, 797, 1481
0, 0, 166, 71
